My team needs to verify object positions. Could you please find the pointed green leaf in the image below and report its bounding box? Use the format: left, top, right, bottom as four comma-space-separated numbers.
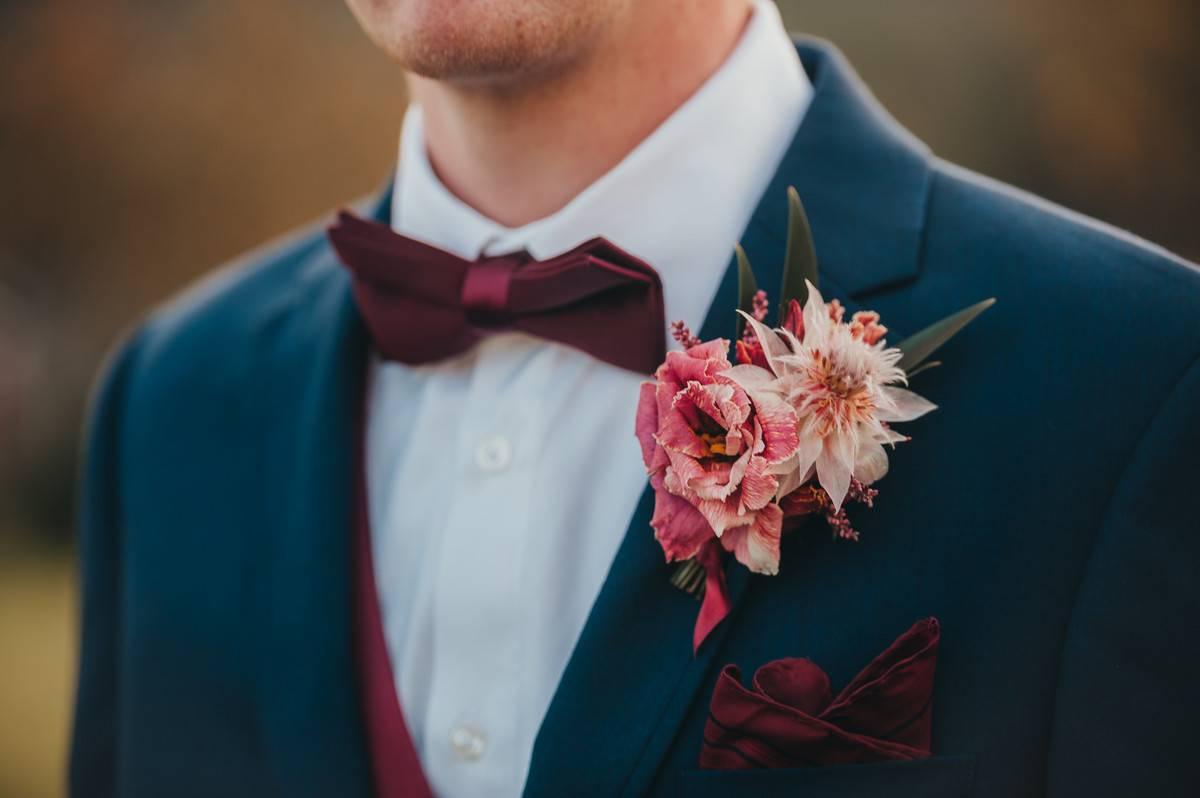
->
734, 244, 758, 341
778, 186, 819, 318
904, 360, 943, 379
895, 298, 996, 373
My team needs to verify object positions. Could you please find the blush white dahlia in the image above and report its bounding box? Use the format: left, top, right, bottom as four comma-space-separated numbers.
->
729, 281, 936, 512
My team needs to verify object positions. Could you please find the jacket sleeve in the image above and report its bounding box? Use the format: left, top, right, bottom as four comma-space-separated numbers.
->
69, 329, 145, 798
1045, 355, 1200, 796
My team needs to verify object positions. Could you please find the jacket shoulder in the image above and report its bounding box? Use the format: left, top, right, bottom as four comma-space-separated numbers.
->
115, 213, 348, 398
923, 159, 1200, 363
148, 216, 338, 350
910, 159, 1200, 484
926, 159, 1200, 295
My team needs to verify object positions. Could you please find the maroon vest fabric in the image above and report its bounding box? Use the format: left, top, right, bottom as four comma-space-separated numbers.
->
353, 402, 434, 798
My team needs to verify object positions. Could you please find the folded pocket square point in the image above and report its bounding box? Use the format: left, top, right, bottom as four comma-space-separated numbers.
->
701, 618, 940, 770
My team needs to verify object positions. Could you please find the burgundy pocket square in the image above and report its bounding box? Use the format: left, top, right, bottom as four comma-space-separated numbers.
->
700, 618, 940, 770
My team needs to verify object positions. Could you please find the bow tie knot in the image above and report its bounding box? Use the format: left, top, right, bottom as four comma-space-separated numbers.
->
327, 211, 667, 374
460, 255, 524, 329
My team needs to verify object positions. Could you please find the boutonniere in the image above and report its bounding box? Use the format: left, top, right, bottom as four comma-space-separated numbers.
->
635, 188, 994, 652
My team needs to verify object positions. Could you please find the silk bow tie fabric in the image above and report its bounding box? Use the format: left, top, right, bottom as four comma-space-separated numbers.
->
701, 618, 940, 769
327, 211, 667, 375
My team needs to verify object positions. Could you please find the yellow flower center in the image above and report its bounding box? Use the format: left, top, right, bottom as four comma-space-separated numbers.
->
699, 432, 728, 455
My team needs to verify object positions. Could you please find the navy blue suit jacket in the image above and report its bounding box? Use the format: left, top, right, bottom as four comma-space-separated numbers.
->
71, 40, 1200, 797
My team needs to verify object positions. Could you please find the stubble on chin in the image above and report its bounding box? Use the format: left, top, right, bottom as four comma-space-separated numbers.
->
362, 0, 611, 87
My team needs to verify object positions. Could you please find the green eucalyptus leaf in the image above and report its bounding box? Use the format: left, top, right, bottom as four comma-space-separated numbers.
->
895, 298, 996, 373
904, 360, 943, 379
734, 244, 758, 341
779, 186, 819, 318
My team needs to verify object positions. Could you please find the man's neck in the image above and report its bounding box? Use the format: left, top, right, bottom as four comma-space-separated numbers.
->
407, 0, 753, 228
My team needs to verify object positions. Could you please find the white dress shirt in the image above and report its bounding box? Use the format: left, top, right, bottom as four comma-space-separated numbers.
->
365, 2, 812, 795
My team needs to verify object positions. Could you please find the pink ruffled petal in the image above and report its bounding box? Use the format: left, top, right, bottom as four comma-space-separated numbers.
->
651, 488, 715, 562
686, 338, 733, 363
667, 449, 724, 499
663, 467, 687, 497
660, 342, 731, 387
635, 381, 662, 470
720, 363, 777, 393
681, 380, 746, 431
723, 425, 745, 457
720, 503, 784, 575
657, 405, 709, 458
754, 393, 801, 464
738, 457, 780, 513
697, 496, 745, 538
721, 447, 752, 501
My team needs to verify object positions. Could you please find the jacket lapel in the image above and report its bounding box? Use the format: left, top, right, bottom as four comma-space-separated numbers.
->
256, 192, 391, 797
740, 37, 932, 301
523, 38, 932, 798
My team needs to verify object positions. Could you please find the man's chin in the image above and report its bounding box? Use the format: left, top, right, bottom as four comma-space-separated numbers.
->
348, 0, 607, 85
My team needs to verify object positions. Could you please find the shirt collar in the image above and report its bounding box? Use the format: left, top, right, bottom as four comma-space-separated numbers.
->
393, 0, 812, 340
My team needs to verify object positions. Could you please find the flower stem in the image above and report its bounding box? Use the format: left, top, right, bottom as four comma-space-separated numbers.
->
670, 558, 707, 600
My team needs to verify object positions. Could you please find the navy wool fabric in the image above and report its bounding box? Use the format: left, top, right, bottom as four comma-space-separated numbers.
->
70, 39, 1200, 798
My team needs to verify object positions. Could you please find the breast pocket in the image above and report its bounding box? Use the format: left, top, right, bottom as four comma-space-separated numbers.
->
676, 754, 977, 798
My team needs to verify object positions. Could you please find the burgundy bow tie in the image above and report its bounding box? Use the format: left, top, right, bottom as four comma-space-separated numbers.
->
327, 211, 667, 375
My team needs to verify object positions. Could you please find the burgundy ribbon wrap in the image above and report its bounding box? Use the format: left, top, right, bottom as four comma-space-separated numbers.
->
693, 540, 732, 653
701, 618, 940, 769
328, 211, 666, 375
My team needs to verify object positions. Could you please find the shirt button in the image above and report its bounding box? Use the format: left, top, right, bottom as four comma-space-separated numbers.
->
474, 434, 512, 472
449, 724, 488, 762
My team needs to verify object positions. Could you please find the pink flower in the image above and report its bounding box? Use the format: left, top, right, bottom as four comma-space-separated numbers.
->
637, 340, 800, 575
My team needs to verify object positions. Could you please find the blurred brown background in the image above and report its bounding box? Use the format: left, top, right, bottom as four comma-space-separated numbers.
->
1, 1, 1197, 795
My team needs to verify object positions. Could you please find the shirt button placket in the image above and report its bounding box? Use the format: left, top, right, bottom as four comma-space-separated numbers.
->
426, 345, 530, 794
